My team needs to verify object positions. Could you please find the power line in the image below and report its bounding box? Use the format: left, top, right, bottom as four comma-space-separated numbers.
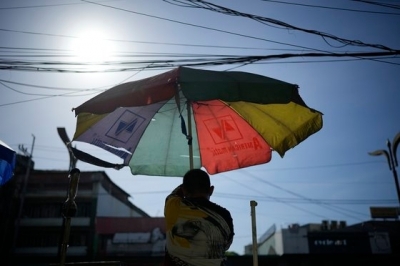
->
80, 0, 331, 53
44, 186, 395, 205
262, 0, 400, 15
0, 0, 121, 10
0, 79, 103, 92
169, 0, 397, 52
0, 33, 283, 52
223, 173, 366, 221
214, 193, 397, 205
0, 82, 101, 107
26, 143, 393, 181
245, 171, 368, 221
24, 146, 398, 220
354, 0, 400, 10
1, 50, 399, 73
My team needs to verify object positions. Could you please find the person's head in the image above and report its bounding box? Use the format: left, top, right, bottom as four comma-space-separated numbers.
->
182, 169, 214, 199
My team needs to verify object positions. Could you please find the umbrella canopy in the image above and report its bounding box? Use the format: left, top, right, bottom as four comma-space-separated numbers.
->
0, 139, 17, 185
71, 66, 323, 177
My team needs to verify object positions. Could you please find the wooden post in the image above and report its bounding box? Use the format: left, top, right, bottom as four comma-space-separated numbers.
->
59, 168, 80, 265
250, 200, 258, 266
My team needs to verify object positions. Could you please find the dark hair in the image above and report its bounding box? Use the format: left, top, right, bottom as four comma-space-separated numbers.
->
183, 169, 210, 194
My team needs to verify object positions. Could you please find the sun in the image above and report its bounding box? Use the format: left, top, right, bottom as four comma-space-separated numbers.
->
71, 29, 114, 63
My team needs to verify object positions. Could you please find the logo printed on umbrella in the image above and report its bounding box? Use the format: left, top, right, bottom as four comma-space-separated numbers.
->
209, 138, 264, 156
106, 110, 146, 143
204, 115, 243, 144
115, 119, 139, 136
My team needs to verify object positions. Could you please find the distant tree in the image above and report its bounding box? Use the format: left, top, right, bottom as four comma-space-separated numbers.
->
225, 251, 240, 256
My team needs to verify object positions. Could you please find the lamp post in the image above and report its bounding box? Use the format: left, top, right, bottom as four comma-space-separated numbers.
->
368, 132, 400, 206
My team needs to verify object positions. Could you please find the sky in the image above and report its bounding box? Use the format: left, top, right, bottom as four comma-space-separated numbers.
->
1, 0, 400, 255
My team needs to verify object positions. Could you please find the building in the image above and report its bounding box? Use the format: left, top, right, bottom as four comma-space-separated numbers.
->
96, 217, 166, 257
246, 218, 400, 255
0, 155, 166, 264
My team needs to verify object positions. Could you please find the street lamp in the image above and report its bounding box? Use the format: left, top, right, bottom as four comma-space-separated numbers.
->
368, 132, 400, 206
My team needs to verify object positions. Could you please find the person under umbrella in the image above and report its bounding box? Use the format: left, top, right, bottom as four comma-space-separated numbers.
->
163, 169, 234, 266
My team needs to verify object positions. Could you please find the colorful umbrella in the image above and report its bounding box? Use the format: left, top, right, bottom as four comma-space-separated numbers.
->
0, 139, 17, 186
71, 67, 323, 177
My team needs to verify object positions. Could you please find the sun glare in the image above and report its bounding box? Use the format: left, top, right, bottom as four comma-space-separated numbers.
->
72, 30, 114, 63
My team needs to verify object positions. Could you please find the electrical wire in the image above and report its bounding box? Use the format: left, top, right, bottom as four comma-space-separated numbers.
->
166, 0, 397, 52
262, 0, 400, 15
79, 0, 333, 53
354, 0, 400, 10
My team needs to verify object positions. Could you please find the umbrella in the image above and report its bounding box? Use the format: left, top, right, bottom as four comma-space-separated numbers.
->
71, 66, 323, 177
0, 139, 17, 185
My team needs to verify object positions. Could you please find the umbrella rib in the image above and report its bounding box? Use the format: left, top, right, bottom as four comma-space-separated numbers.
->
164, 100, 181, 174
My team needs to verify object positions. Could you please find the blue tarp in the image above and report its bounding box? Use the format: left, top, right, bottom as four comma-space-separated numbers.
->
0, 140, 16, 186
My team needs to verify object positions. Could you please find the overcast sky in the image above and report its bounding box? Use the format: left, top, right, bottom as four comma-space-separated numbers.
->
1, 0, 400, 255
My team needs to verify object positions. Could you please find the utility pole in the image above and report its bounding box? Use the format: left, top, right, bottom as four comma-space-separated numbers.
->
12, 134, 35, 253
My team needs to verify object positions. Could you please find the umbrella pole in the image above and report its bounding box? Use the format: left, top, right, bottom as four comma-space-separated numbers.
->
250, 200, 258, 266
187, 101, 193, 170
